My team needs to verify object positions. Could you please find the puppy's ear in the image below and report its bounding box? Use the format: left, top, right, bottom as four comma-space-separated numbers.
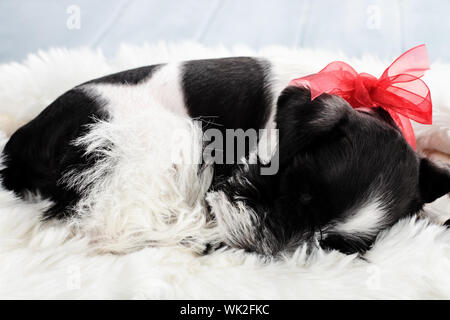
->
419, 157, 450, 203
276, 86, 350, 164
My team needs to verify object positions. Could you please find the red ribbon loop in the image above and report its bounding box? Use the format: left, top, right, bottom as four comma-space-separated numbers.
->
289, 44, 433, 149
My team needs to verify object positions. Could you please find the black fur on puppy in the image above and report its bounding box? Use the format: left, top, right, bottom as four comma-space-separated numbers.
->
207, 86, 450, 255
1, 57, 449, 256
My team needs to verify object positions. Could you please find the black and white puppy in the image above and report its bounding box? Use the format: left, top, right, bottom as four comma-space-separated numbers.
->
1, 57, 449, 255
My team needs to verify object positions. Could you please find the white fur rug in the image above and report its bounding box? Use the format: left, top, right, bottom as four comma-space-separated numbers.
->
0, 42, 449, 299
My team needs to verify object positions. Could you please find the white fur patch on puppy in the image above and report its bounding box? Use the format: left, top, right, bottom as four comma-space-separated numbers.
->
325, 198, 389, 241
206, 187, 281, 256
82, 62, 188, 117
206, 191, 257, 248
62, 77, 221, 254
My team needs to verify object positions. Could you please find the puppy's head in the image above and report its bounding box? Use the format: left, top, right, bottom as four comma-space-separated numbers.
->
207, 86, 450, 255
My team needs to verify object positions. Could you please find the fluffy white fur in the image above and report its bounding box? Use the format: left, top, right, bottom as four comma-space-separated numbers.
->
0, 42, 449, 299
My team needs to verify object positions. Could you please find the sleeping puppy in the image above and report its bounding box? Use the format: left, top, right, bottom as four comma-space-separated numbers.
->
1, 57, 449, 255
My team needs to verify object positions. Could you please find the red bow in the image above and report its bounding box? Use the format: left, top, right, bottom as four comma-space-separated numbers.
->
289, 44, 432, 149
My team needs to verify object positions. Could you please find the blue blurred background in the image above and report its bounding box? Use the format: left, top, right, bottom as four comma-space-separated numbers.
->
1, 0, 448, 63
